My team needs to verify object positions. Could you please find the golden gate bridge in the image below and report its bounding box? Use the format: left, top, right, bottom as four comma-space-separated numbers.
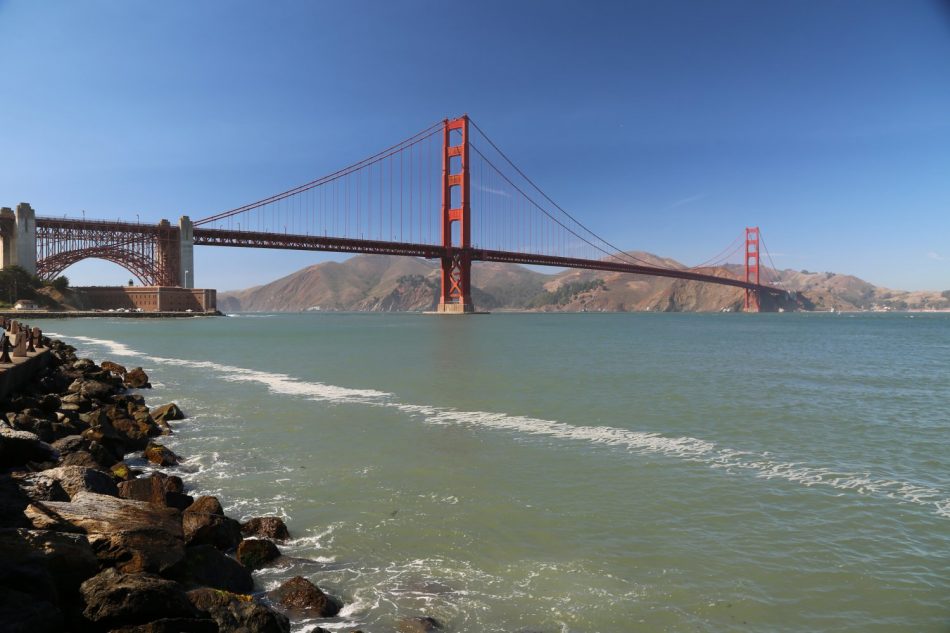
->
1, 115, 782, 312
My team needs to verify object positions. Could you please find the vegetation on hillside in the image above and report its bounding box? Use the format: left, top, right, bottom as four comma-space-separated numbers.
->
0, 266, 69, 308
528, 279, 606, 308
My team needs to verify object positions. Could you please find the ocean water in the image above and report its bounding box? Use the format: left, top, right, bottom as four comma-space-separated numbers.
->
45, 312, 949, 633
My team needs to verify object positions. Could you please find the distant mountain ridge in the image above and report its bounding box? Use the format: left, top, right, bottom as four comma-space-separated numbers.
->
218, 254, 949, 313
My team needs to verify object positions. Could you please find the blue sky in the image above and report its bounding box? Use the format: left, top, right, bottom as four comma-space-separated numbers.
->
1, 0, 948, 291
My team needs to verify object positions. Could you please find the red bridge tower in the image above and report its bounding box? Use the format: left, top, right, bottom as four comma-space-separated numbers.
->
437, 116, 474, 313
744, 226, 760, 312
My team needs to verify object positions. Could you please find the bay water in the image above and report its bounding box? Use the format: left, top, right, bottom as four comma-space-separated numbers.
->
45, 312, 949, 632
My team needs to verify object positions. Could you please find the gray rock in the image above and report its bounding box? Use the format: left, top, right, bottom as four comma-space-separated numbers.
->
267, 575, 342, 617
0, 427, 56, 468
39, 465, 119, 498
80, 568, 197, 628
188, 587, 289, 633
167, 544, 254, 593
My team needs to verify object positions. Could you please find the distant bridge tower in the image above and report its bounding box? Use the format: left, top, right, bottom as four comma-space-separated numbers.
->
436, 115, 474, 313
744, 226, 760, 312
0, 203, 38, 275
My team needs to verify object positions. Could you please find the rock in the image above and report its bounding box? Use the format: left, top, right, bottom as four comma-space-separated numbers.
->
80, 568, 198, 629
188, 588, 290, 633
109, 617, 219, 633
190, 495, 224, 515
0, 527, 99, 600
152, 402, 185, 423
51, 434, 90, 455
119, 472, 192, 510
81, 379, 118, 401
183, 496, 242, 550
111, 416, 156, 450
37, 393, 62, 414
241, 516, 290, 542
0, 427, 56, 468
145, 441, 180, 466
396, 616, 443, 633
25, 491, 185, 573
12, 471, 70, 502
0, 589, 63, 633
61, 448, 114, 470
111, 461, 137, 481
10, 412, 55, 442
236, 538, 281, 570
73, 358, 97, 372
39, 465, 120, 498
167, 544, 254, 593
60, 392, 93, 412
101, 360, 128, 376
125, 367, 151, 388
267, 575, 342, 617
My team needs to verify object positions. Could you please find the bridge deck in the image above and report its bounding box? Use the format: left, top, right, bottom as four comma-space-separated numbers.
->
193, 228, 779, 295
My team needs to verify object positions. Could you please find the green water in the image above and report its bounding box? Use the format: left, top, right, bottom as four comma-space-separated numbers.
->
45, 312, 949, 633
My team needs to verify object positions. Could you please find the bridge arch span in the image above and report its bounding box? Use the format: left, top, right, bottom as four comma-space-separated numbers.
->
37, 246, 163, 286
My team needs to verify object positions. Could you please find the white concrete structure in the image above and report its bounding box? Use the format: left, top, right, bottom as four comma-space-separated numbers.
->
179, 215, 194, 289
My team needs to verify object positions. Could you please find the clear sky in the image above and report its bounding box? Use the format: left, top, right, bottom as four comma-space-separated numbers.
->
1, 0, 948, 291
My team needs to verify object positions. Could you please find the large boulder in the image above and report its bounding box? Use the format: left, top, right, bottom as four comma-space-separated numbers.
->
267, 575, 342, 617
0, 527, 99, 604
51, 434, 90, 455
35, 465, 119, 498
145, 441, 180, 466
119, 472, 192, 510
188, 588, 289, 633
25, 491, 185, 573
12, 471, 69, 502
0, 427, 56, 469
101, 360, 128, 376
80, 568, 198, 629
236, 538, 281, 570
152, 402, 185, 424
8, 412, 55, 442
80, 379, 117, 401
241, 516, 290, 542
166, 544, 254, 593
61, 447, 116, 471
125, 367, 151, 388
183, 496, 242, 550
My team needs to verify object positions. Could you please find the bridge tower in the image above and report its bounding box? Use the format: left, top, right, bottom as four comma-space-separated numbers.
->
179, 215, 194, 288
744, 226, 760, 312
436, 115, 474, 313
0, 203, 38, 275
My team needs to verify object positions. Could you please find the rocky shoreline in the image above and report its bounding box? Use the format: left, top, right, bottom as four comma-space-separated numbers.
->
0, 336, 444, 633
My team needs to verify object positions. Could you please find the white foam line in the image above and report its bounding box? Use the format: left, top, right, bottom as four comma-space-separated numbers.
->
55, 333, 950, 518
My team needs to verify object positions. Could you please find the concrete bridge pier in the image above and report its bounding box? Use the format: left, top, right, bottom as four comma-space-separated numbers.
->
179, 215, 194, 289
0, 203, 37, 275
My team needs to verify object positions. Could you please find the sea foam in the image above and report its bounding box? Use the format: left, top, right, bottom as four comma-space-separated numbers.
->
57, 333, 950, 518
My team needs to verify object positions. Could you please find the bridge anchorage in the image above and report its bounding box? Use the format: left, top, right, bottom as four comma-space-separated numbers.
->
4, 113, 783, 313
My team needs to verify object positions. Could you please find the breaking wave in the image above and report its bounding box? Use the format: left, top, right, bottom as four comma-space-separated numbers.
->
57, 334, 950, 518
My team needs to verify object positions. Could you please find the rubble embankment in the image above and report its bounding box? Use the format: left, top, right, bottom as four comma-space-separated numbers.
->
0, 336, 355, 633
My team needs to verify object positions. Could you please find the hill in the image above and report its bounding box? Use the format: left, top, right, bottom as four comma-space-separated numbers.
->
217, 254, 950, 313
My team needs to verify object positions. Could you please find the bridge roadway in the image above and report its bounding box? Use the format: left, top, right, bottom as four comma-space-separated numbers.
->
192, 227, 780, 295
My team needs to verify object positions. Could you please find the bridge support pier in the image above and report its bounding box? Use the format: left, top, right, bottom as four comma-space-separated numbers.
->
436, 115, 475, 314
179, 215, 194, 288
0, 203, 38, 275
